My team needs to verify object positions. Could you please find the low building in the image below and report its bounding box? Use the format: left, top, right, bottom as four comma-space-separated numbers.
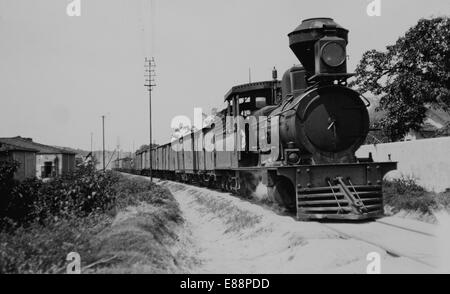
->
404, 108, 450, 140
113, 156, 133, 170
0, 142, 38, 181
0, 137, 76, 179
367, 98, 450, 143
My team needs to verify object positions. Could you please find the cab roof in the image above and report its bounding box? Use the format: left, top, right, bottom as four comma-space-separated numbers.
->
224, 80, 281, 102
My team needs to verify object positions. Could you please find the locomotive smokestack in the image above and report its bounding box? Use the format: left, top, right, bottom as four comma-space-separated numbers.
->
288, 18, 348, 74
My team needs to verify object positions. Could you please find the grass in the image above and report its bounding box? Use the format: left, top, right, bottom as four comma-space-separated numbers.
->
187, 188, 262, 233
0, 214, 111, 274
89, 204, 187, 273
383, 176, 450, 218
0, 173, 184, 274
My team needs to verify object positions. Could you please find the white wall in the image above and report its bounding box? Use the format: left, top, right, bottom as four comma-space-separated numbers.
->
36, 154, 62, 178
356, 137, 450, 192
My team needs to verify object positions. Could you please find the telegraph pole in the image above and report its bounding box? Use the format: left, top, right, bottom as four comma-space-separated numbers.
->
102, 115, 106, 172
144, 57, 156, 182
117, 137, 121, 169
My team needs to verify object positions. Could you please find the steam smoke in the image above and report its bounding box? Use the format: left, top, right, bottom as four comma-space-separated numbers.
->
253, 181, 269, 201
239, 171, 270, 201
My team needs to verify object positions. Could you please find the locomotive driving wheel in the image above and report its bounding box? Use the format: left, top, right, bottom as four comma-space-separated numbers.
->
238, 172, 257, 198
271, 177, 296, 212
219, 176, 226, 191
220, 175, 231, 192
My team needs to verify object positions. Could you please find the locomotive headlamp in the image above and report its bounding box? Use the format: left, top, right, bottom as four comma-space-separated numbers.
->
285, 149, 301, 165
321, 42, 346, 67
288, 152, 299, 163
312, 36, 350, 80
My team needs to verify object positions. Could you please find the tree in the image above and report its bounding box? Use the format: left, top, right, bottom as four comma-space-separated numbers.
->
138, 144, 159, 152
350, 17, 450, 141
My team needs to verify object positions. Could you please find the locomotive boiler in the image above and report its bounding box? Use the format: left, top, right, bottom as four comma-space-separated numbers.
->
130, 18, 397, 221
274, 18, 369, 165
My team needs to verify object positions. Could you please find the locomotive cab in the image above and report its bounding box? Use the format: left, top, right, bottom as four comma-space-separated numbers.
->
223, 80, 282, 116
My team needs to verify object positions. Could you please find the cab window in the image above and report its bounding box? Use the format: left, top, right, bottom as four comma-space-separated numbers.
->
255, 97, 267, 109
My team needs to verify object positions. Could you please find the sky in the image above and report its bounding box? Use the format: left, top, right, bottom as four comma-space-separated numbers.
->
0, 0, 449, 152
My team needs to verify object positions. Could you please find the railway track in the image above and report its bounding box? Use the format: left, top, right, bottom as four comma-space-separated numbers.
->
375, 218, 436, 238
145, 176, 440, 272
321, 221, 438, 270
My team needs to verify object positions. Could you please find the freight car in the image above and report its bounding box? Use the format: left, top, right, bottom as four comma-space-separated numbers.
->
133, 18, 397, 220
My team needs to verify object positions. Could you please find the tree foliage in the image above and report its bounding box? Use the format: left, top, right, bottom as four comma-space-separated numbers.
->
0, 161, 119, 230
351, 17, 450, 141
137, 143, 159, 152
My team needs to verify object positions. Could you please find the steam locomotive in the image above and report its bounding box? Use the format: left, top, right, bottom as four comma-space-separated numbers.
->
130, 18, 397, 220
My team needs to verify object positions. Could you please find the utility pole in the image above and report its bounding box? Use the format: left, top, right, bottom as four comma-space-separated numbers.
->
117, 137, 121, 169
272, 66, 278, 104
90, 132, 93, 153
102, 115, 106, 172
144, 57, 156, 182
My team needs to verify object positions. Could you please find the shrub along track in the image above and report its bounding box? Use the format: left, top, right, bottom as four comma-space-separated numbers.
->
86, 173, 198, 274
143, 177, 438, 274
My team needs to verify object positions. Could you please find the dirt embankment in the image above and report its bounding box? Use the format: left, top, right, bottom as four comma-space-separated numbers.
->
162, 181, 434, 274
84, 175, 195, 273
84, 175, 439, 274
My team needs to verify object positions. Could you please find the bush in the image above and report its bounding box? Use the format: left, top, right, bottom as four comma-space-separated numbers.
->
0, 169, 183, 274
383, 176, 449, 215
113, 176, 183, 224
0, 160, 38, 227
0, 162, 119, 230
3, 178, 43, 226
0, 214, 110, 274
0, 160, 19, 184
33, 164, 119, 221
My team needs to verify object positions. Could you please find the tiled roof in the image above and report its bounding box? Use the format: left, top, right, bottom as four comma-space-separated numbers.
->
0, 142, 39, 153
0, 137, 76, 155
368, 98, 450, 127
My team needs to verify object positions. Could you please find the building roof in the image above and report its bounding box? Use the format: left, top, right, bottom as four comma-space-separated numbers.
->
224, 80, 281, 102
367, 97, 450, 127
0, 137, 76, 155
426, 108, 450, 126
0, 142, 39, 153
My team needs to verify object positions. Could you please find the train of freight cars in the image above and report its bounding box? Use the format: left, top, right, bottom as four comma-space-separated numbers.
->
120, 18, 397, 221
